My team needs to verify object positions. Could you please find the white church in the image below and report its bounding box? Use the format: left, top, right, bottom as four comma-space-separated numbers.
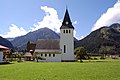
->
34, 8, 75, 62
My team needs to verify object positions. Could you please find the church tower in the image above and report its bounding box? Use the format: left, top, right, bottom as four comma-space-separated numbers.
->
60, 8, 75, 62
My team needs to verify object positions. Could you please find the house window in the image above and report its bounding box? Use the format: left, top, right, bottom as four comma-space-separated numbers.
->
69, 30, 70, 33
63, 30, 65, 33
45, 54, 47, 57
66, 30, 68, 33
41, 54, 43, 56
49, 54, 51, 57
64, 45, 66, 53
53, 54, 55, 57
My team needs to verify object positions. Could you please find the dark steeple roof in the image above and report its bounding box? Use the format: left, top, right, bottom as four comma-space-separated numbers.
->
60, 8, 74, 29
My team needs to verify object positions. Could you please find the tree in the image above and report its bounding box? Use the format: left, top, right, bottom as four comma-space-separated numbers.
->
99, 46, 116, 58
75, 47, 87, 62
9, 49, 14, 62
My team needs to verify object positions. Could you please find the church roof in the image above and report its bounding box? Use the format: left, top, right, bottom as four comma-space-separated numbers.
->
35, 39, 60, 50
60, 9, 74, 29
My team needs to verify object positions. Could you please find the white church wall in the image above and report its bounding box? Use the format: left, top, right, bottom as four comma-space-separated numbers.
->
60, 29, 75, 61
0, 51, 3, 62
36, 53, 61, 62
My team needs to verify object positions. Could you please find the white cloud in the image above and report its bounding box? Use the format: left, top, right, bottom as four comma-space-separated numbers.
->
0, 6, 62, 38
0, 6, 79, 39
32, 6, 62, 33
92, 1, 120, 31
33, 6, 79, 39
73, 21, 77, 25
74, 30, 83, 40
79, 36, 85, 40
0, 24, 27, 38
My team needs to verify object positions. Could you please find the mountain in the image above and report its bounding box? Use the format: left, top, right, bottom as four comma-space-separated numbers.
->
6, 38, 15, 41
0, 36, 14, 49
11, 28, 60, 50
75, 23, 120, 54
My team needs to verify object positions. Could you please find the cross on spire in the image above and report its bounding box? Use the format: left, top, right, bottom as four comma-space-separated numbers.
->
66, 0, 68, 10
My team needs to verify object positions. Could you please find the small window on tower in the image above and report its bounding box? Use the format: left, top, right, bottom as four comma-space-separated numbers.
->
69, 30, 71, 33
66, 30, 68, 33
63, 30, 65, 33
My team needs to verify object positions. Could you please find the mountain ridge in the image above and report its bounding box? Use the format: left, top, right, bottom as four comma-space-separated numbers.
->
0, 36, 14, 49
11, 27, 60, 50
11, 27, 78, 51
75, 23, 120, 54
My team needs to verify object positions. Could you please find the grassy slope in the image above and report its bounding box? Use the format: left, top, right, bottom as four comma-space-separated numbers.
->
0, 61, 120, 80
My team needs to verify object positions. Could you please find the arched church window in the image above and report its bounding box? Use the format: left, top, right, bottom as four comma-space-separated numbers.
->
45, 54, 47, 57
63, 30, 65, 33
64, 45, 66, 53
49, 54, 51, 57
66, 30, 68, 33
41, 54, 43, 56
53, 54, 55, 57
69, 30, 70, 33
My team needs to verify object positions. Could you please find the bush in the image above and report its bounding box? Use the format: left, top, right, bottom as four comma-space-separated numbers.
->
100, 56, 106, 59
112, 57, 118, 59
94, 57, 98, 60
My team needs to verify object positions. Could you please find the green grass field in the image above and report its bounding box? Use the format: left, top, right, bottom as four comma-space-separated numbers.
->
0, 61, 120, 80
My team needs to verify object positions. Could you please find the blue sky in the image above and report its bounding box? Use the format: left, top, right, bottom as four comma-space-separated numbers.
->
0, 0, 119, 39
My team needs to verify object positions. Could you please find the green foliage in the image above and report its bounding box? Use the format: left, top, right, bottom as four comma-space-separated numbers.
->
75, 47, 89, 62
0, 62, 120, 80
99, 46, 116, 55
100, 56, 106, 59
33, 53, 46, 62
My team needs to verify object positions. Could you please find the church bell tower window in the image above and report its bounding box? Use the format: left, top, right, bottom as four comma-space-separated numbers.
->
63, 30, 65, 33
66, 30, 68, 33
69, 30, 70, 33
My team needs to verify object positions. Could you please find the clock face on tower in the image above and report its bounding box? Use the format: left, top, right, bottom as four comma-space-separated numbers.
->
66, 21, 69, 24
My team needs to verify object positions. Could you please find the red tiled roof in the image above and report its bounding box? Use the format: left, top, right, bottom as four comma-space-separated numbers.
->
0, 45, 9, 50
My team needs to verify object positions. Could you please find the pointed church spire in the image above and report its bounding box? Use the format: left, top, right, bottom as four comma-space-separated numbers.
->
60, 7, 74, 29
60, 0, 74, 29
66, 0, 68, 10
63, 8, 72, 25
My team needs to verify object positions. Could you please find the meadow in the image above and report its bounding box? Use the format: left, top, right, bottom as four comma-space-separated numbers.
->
0, 61, 120, 80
